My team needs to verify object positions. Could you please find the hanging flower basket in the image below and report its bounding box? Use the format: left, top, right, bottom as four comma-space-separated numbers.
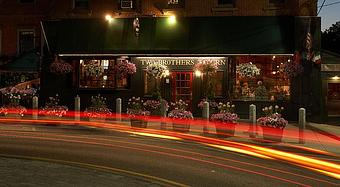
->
194, 60, 218, 74
146, 63, 168, 78
84, 63, 102, 77
236, 62, 260, 78
115, 59, 136, 79
49, 56, 73, 75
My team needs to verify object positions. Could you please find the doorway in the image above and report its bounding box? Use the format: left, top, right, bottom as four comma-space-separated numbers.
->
172, 72, 193, 109
327, 82, 340, 116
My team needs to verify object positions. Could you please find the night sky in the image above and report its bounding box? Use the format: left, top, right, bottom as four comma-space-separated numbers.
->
318, 0, 340, 31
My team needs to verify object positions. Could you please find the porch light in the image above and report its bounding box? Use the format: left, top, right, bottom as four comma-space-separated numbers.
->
195, 70, 202, 77
105, 14, 114, 22
168, 15, 176, 25
164, 70, 170, 77
331, 76, 340, 80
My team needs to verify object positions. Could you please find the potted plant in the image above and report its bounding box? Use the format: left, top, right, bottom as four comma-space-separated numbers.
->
84, 94, 112, 122
127, 97, 150, 128
115, 59, 136, 79
210, 102, 239, 138
39, 94, 68, 119
0, 93, 27, 118
168, 100, 193, 132
143, 99, 169, 116
257, 105, 288, 142
197, 98, 218, 115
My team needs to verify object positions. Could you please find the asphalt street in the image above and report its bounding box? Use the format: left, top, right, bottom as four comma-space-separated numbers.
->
0, 123, 339, 187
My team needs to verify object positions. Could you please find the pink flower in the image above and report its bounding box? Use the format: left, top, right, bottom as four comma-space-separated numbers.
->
115, 60, 136, 79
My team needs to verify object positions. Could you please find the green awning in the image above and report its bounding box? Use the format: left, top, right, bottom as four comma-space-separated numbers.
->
0, 51, 39, 72
42, 16, 295, 55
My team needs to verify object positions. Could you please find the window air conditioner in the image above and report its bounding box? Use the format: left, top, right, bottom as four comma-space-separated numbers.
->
121, 0, 133, 9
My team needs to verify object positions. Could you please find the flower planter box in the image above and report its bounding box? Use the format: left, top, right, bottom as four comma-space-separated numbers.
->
4, 114, 22, 119
261, 126, 284, 142
172, 123, 190, 133
215, 122, 236, 138
130, 119, 147, 128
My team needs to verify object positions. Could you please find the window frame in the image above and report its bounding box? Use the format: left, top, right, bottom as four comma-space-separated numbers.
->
78, 59, 131, 90
17, 29, 35, 55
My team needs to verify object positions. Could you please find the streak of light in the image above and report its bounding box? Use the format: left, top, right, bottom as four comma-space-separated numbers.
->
127, 131, 182, 140
245, 145, 340, 175
0, 130, 338, 185
204, 143, 273, 159
0, 133, 311, 187
1, 117, 339, 178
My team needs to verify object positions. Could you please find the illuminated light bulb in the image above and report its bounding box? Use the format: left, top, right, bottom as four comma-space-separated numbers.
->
168, 15, 176, 24
164, 70, 170, 76
195, 70, 202, 77
273, 56, 276, 59
332, 76, 340, 80
105, 14, 114, 22
288, 59, 291, 62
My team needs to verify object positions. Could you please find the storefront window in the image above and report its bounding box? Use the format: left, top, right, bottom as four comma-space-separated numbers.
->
233, 56, 290, 101
79, 59, 129, 89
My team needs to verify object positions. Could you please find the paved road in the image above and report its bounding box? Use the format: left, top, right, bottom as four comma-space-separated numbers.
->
0, 123, 338, 187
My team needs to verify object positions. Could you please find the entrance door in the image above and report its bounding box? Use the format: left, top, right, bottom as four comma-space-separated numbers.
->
327, 83, 340, 116
172, 72, 193, 109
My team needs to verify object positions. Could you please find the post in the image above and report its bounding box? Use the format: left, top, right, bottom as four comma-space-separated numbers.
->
299, 108, 306, 144
74, 95, 80, 121
32, 96, 38, 120
249, 104, 256, 138
116, 98, 122, 122
202, 101, 209, 134
160, 99, 167, 130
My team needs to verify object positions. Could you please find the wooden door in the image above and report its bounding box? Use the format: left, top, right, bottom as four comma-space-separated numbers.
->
172, 72, 193, 110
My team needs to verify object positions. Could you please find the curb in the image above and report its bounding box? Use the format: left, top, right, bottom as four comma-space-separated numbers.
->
306, 124, 340, 142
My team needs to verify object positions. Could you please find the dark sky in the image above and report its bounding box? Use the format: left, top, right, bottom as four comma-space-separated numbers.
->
318, 0, 340, 30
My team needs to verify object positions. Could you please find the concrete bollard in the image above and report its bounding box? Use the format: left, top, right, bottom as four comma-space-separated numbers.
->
202, 101, 209, 134
32, 96, 38, 120
299, 108, 306, 144
75, 95, 80, 121
160, 99, 167, 130
249, 104, 256, 138
116, 98, 122, 122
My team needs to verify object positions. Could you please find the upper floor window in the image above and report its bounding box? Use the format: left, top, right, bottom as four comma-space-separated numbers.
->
120, 0, 134, 9
74, 0, 89, 9
18, 30, 34, 54
269, 0, 285, 6
19, 0, 34, 3
217, 0, 235, 7
168, 0, 179, 5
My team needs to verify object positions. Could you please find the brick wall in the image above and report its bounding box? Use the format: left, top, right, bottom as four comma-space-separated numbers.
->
0, 0, 317, 57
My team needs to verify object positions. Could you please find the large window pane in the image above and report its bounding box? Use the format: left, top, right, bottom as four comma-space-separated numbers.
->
233, 56, 290, 101
144, 71, 156, 95
18, 30, 34, 54
79, 59, 115, 88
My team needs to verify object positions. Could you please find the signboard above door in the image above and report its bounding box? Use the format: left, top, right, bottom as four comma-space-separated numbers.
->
132, 57, 228, 70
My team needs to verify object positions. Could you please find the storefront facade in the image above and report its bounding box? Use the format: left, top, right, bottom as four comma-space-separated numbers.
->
41, 16, 321, 120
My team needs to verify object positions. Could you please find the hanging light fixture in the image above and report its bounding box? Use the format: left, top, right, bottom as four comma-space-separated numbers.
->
133, 17, 140, 37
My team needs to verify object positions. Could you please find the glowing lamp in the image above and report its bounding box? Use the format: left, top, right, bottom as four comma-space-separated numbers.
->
195, 70, 202, 77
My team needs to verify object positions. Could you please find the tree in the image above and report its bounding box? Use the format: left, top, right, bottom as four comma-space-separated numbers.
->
322, 21, 340, 53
